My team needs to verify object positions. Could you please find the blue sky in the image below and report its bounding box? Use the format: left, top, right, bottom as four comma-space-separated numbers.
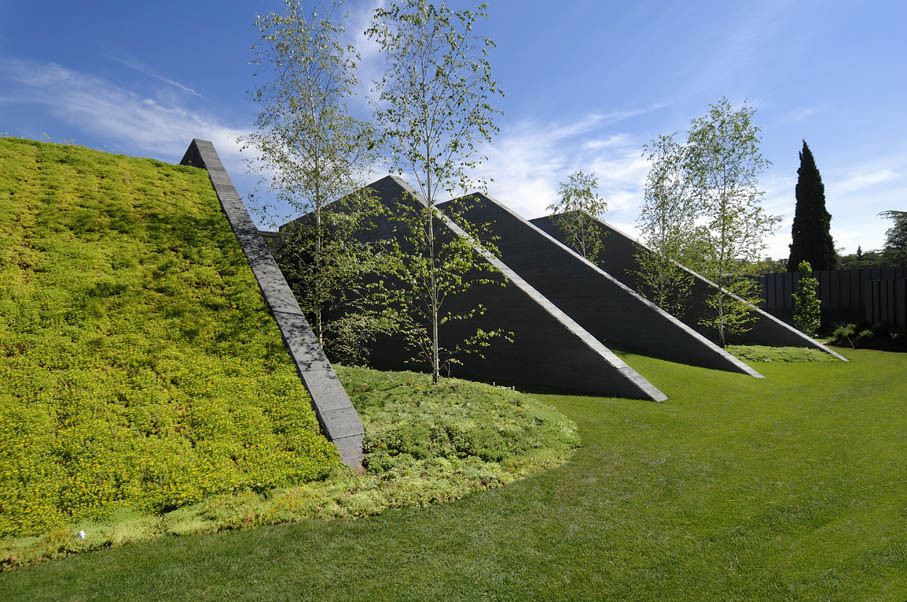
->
1, 0, 905, 258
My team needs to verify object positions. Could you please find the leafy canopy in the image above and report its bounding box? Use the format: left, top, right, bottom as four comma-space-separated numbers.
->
880, 210, 907, 265
243, 0, 384, 354
243, 0, 374, 222
367, 0, 501, 206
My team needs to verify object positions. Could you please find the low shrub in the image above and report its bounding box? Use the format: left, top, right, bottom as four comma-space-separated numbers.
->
831, 323, 856, 348
856, 329, 875, 345
792, 261, 821, 336
830, 321, 905, 351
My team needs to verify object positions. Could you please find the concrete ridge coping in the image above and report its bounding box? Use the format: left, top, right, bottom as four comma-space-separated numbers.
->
386, 178, 666, 402
179, 139, 365, 467
574, 214, 848, 362
443, 193, 764, 379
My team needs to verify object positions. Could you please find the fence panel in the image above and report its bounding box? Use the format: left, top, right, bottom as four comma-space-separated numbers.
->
761, 268, 905, 329
829, 270, 840, 308
898, 279, 907, 328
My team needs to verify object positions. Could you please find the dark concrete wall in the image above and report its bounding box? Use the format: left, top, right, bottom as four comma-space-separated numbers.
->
281, 175, 667, 401
180, 139, 366, 467
532, 214, 846, 360
440, 194, 760, 377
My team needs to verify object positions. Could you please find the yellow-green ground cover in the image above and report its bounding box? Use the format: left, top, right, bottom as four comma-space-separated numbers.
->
726, 344, 839, 363
0, 138, 339, 537
2, 367, 578, 568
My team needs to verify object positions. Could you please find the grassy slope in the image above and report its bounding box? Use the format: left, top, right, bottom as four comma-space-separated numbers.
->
0, 138, 338, 537
2, 347, 904, 600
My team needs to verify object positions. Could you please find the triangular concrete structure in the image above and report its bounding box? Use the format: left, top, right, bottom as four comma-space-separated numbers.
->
439, 193, 762, 376
280, 175, 667, 401
532, 213, 846, 360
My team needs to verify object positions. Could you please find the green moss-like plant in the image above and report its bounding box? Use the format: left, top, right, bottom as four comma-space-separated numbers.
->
0, 366, 578, 569
0, 138, 340, 538
725, 345, 837, 363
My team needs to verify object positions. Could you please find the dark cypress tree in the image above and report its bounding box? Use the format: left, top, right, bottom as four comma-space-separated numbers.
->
788, 140, 837, 271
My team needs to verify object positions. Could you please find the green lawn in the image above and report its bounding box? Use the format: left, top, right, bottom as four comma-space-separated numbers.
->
2, 347, 904, 601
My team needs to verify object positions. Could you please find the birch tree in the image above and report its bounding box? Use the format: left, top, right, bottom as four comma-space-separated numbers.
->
241, 0, 380, 352
366, 0, 503, 383
635, 133, 697, 317
684, 98, 780, 346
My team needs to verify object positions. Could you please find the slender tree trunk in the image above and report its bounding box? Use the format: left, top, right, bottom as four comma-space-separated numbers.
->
426, 176, 440, 383
717, 286, 725, 347
717, 187, 727, 347
658, 212, 666, 306
429, 211, 439, 383
314, 180, 324, 348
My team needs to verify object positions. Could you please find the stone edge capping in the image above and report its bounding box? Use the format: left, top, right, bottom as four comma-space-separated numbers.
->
180, 139, 365, 468
442, 192, 763, 378
386, 175, 668, 403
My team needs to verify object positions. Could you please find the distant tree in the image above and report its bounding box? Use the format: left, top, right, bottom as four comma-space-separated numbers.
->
792, 260, 821, 336
634, 133, 696, 316
753, 257, 789, 274
684, 97, 780, 347
788, 140, 837, 271
242, 0, 380, 352
880, 210, 907, 265
366, 0, 504, 383
546, 171, 609, 264
838, 247, 888, 270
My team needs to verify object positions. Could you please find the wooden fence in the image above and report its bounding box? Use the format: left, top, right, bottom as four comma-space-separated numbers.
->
759, 267, 907, 328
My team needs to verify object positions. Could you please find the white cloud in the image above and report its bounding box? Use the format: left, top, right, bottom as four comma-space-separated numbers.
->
348, 0, 386, 108
349, 0, 385, 61
833, 168, 899, 194
471, 123, 905, 261
759, 160, 907, 258
468, 108, 661, 231
0, 58, 248, 167
824, 164, 906, 254
582, 134, 631, 151
107, 56, 206, 99
786, 106, 822, 122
